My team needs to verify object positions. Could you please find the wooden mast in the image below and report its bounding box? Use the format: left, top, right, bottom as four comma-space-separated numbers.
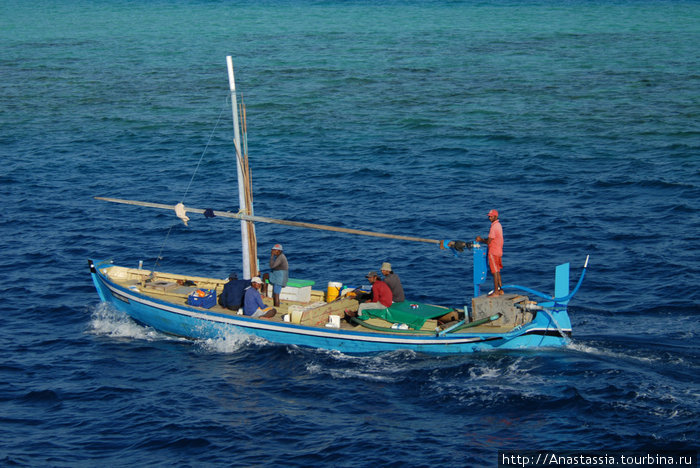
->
240, 97, 258, 276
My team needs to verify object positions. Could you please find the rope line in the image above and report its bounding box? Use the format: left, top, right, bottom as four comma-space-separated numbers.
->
181, 97, 230, 203
152, 96, 230, 271
153, 225, 175, 271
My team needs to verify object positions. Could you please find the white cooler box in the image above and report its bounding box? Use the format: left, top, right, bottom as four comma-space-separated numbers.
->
269, 278, 315, 303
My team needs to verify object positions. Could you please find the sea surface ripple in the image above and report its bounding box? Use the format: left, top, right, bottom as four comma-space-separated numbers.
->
1, 0, 698, 466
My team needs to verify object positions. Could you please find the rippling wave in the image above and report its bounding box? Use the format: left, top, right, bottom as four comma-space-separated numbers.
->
1, 0, 698, 465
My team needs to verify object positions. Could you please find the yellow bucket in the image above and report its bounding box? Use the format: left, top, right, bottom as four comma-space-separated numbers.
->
326, 281, 343, 302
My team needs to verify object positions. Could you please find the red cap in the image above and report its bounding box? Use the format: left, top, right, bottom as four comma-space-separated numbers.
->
488, 209, 499, 217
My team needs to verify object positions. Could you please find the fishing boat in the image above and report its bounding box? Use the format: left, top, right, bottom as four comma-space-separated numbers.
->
89, 56, 588, 354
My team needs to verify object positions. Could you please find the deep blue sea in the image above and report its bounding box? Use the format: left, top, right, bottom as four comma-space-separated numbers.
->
1, 0, 698, 466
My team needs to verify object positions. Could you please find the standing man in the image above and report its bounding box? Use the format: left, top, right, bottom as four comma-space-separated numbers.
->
269, 243, 288, 307
243, 277, 277, 318
476, 209, 504, 296
380, 262, 405, 303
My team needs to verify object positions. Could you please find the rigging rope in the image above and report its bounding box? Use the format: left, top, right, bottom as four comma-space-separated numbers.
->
152, 97, 230, 271
181, 97, 230, 203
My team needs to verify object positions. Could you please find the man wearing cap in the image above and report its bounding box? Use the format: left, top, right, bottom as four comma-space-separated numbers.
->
476, 209, 504, 296
355, 271, 393, 317
269, 243, 288, 307
380, 262, 405, 303
243, 277, 277, 318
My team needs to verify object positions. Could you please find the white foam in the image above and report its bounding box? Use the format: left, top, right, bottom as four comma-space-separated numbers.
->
195, 329, 269, 354
87, 303, 170, 341
87, 304, 279, 353
566, 341, 658, 364
421, 356, 553, 404
467, 366, 501, 380
304, 348, 421, 382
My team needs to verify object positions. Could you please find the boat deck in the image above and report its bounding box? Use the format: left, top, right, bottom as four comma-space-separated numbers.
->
101, 264, 518, 335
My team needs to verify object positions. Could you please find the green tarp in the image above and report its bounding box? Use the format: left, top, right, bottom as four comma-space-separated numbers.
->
357, 301, 452, 330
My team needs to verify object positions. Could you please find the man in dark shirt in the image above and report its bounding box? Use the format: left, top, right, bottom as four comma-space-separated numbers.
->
380, 262, 405, 302
218, 273, 251, 311
269, 243, 289, 307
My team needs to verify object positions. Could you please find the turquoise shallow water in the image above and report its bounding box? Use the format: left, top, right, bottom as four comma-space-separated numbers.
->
1, 1, 698, 466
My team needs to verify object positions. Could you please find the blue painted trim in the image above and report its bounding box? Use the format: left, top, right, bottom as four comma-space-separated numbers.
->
89, 260, 573, 354
502, 258, 588, 305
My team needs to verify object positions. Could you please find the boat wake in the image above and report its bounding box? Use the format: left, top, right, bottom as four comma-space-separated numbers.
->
87, 303, 271, 353
87, 303, 174, 342
195, 330, 270, 354
565, 341, 674, 366
425, 356, 552, 405
303, 348, 471, 382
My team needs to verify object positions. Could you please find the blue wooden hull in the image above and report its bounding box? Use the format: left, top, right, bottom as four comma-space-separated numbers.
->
90, 260, 572, 354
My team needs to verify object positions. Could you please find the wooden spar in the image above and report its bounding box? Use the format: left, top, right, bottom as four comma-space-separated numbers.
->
241, 97, 249, 169
227, 56, 255, 279
94, 197, 443, 245
240, 98, 258, 273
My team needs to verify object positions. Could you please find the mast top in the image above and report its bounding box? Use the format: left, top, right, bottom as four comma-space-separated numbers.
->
226, 56, 236, 93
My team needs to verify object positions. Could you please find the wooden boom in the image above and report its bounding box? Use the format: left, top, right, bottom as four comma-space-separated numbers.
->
95, 197, 443, 245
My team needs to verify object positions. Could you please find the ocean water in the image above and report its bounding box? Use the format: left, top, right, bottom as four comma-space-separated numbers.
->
1, 0, 698, 466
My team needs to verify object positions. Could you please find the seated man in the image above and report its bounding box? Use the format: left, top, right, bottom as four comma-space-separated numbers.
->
380, 262, 405, 303
352, 271, 393, 318
218, 273, 251, 311
243, 277, 277, 318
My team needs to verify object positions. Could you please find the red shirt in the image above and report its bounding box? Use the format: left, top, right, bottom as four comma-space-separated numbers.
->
488, 219, 503, 257
371, 279, 393, 307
